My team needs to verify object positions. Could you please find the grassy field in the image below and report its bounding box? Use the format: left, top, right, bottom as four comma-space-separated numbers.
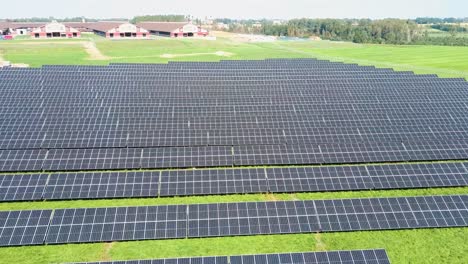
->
1, 34, 468, 263
1, 33, 468, 79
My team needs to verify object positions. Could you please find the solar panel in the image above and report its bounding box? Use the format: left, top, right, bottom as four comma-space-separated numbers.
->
1, 59, 468, 171
366, 162, 468, 189
43, 171, 159, 200
69, 256, 228, 264
0, 162, 465, 202
160, 168, 267, 196
0, 174, 48, 201
26, 195, 465, 245
266, 162, 468, 193
230, 249, 390, 264
0, 210, 52, 246
67, 249, 390, 264
45, 205, 187, 244
0, 150, 46, 172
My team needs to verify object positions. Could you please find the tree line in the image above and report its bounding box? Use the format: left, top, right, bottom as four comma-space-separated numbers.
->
131, 15, 188, 24
431, 24, 467, 33
415, 17, 468, 24
2, 15, 189, 23
2, 17, 126, 22
258, 19, 468, 46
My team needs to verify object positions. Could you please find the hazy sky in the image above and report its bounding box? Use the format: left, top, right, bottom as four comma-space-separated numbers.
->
1, 0, 466, 19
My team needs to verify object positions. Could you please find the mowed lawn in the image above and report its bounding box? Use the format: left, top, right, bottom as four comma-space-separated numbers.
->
1, 36, 468, 79
274, 41, 468, 78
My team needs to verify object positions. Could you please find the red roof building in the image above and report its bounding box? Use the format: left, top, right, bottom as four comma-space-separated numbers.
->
137, 22, 209, 37
86, 22, 149, 39
31, 22, 80, 38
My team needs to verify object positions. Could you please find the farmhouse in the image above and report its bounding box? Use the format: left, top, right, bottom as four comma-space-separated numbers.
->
86, 22, 149, 38
31, 21, 80, 38
137, 21, 209, 37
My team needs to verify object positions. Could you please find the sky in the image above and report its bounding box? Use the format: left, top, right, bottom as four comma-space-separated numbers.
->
1, 0, 466, 19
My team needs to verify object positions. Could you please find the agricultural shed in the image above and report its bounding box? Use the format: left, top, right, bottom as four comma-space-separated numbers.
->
86, 22, 149, 38
137, 21, 209, 37
31, 21, 80, 38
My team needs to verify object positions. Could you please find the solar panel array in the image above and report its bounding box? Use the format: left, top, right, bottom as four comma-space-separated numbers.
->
1, 59, 468, 172
1, 195, 466, 246
70, 249, 391, 264
1, 162, 467, 201
1, 59, 467, 254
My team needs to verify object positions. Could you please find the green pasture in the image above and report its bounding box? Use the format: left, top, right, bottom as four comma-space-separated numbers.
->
1, 35, 468, 79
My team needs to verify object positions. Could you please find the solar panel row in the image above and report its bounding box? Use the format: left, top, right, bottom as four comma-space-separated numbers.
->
1, 141, 468, 172
1, 162, 466, 201
2, 126, 468, 149
1, 59, 467, 171
1, 195, 466, 246
68, 249, 391, 264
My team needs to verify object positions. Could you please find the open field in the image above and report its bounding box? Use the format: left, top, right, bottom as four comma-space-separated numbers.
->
1, 33, 468, 264
1, 33, 468, 79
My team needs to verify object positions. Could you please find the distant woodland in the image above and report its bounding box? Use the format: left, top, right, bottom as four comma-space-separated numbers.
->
221, 17, 468, 46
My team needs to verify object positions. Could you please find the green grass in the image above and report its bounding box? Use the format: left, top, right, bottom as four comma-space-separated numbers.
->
270, 41, 468, 79
0, 43, 96, 67
1, 36, 468, 79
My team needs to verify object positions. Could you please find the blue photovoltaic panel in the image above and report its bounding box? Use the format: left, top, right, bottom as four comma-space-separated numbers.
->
1, 162, 467, 201
67, 249, 390, 264
1, 59, 468, 171
69, 256, 228, 264
45, 205, 187, 244
230, 249, 391, 264
13, 194, 461, 246
43, 171, 159, 200
0, 174, 48, 201
0, 210, 52, 246
160, 168, 267, 196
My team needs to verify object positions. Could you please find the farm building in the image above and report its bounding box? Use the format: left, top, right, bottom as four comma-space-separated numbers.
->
31, 21, 80, 38
0, 22, 8, 35
63, 22, 93, 32
86, 22, 149, 38
137, 22, 209, 37
0, 22, 45, 36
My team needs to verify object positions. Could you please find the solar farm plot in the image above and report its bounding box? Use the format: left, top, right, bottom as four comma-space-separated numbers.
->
2, 141, 468, 172
0, 194, 463, 246
69, 249, 390, 264
1, 59, 468, 172
0, 162, 466, 201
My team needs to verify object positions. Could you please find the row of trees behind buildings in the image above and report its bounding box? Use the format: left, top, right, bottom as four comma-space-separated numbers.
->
245, 19, 468, 46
